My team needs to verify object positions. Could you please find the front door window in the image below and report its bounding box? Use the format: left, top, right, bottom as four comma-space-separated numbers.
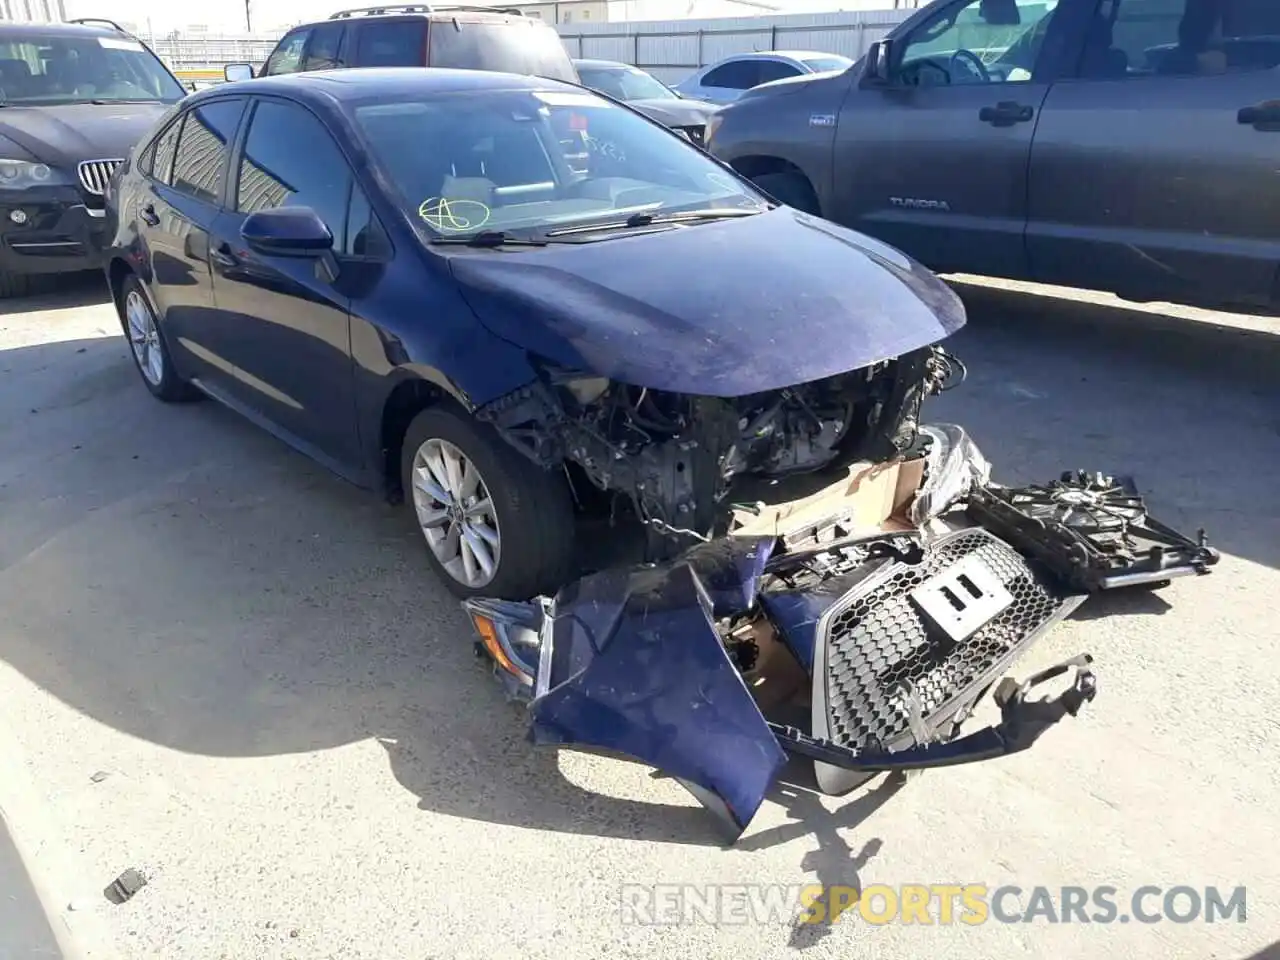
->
896, 0, 1062, 85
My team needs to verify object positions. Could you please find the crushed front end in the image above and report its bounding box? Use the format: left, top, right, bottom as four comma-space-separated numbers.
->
463, 419, 1219, 840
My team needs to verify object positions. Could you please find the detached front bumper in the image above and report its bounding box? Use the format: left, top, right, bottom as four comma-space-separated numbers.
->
462, 433, 1218, 841
0, 185, 111, 276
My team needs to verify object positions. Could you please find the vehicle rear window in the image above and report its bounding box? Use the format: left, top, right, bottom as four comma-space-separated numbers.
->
354, 20, 427, 67
428, 20, 576, 81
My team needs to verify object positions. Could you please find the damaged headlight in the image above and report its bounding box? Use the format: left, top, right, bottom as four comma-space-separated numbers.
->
562, 376, 610, 406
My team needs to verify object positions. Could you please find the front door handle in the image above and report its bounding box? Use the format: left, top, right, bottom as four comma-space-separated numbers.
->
979, 101, 1034, 126
1238, 101, 1280, 128
210, 244, 238, 269
139, 203, 160, 227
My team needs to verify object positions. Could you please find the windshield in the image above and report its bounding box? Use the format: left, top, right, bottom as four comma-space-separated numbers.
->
577, 65, 677, 101
429, 21, 577, 82
801, 55, 854, 72
0, 32, 185, 105
354, 87, 767, 241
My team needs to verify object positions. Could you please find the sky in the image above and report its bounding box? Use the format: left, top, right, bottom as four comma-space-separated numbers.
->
63, 0, 883, 37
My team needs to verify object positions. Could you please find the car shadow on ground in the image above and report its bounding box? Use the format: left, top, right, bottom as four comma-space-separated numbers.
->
0, 272, 111, 316
0, 282, 1276, 863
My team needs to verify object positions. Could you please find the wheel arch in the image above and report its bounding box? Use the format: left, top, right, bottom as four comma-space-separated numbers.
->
729, 156, 821, 212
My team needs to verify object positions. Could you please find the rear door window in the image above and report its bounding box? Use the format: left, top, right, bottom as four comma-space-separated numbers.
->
146, 116, 183, 184
302, 23, 346, 71
701, 60, 761, 90
428, 19, 576, 81
262, 29, 309, 76
353, 20, 427, 67
170, 98, 246, 205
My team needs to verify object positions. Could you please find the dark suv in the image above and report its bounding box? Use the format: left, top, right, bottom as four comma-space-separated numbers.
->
707, 0, 1280, 315
225, 4, 576, 83
0, 17, 187, 297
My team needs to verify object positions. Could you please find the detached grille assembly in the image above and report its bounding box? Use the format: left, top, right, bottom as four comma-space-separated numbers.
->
810, 527, 1075, 793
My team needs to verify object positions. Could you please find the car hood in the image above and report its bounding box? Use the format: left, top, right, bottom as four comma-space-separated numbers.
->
740, 70, 841, 101
625, 97, 717, 127
0, 102, 172, 168
447, 207, 966, 397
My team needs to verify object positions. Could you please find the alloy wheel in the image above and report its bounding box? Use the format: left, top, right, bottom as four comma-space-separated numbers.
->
125, 289, 164, 386
410, 438, 502, 589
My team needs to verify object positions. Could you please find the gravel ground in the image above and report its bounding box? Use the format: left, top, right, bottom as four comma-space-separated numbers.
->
0, 275, 1277, 960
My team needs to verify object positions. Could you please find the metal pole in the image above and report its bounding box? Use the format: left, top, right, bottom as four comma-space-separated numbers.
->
245, 0, 252, 32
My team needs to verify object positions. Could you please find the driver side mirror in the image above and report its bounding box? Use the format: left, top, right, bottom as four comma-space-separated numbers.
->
224, 62, 254, 83
863, 39, 894, 84
241, 206, 340, 283
241, 206, 333, 256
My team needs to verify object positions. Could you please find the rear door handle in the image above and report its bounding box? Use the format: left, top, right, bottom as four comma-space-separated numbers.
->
139, 203, 160, 227
1238, 101, 1280, 127
979, 101, 1035, 126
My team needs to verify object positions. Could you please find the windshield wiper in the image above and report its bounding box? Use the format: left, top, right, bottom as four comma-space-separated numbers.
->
429, 230, 548, 248
545, 206, 763, 237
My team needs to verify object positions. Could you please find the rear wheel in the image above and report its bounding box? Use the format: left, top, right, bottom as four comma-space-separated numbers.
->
118, 275, 201, 402
752, 171, 820, 215
401, 406, 576, 600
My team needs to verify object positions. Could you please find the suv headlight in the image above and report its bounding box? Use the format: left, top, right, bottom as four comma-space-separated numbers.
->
0, 159, 73, 189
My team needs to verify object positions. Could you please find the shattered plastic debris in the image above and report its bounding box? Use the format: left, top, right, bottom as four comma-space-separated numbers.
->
104, 868, 147, 905
910, 423, 992, 525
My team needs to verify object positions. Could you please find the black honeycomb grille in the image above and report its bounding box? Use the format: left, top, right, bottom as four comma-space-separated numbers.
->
821, 528, 1065, 753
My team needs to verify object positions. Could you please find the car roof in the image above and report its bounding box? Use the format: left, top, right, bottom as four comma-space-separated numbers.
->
727, 50, 845, 62
0, 20, 137, 40
289, 7, 535, 30
188, 67, 577, 106
572, 58, 638, 71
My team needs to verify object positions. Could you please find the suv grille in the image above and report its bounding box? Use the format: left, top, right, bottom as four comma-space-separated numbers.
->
77, 160, 123, 197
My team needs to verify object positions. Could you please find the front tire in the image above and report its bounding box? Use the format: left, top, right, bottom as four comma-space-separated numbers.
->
401, 406, 576, 600
0, 270, 32, 299
118, 275, 201, 403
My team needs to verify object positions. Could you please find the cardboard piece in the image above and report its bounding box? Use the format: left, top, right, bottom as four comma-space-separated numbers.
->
729, 456, 926, 542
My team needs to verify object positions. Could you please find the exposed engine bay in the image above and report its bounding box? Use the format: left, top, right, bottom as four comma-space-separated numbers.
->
477, 344, 966, 545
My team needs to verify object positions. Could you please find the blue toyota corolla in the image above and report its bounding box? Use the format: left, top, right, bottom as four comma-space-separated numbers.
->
104, 68, 1223, 839
103, 67, 967, 601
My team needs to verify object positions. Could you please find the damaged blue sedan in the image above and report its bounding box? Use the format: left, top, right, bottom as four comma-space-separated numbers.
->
106, 69, 1220, 840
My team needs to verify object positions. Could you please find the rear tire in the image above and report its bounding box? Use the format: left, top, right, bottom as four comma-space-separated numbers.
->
752, 171, 820, 215
0, 270, 32, 299
118, 274, 202, 403
401, 406, 576, 600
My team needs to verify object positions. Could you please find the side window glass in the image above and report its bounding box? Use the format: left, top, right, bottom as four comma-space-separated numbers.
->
345, 185, 392, 260
756, 60, 802, 84
149, 117, 182, 185
702, 60, 759, 89
354, 21, 428, 67
264, 30, 309, 75
896, 0, 1060, 86
170, 99, 245, 204
1088, 0, 1280, 79
236, 99, 352, 244
302, 23, 346, 71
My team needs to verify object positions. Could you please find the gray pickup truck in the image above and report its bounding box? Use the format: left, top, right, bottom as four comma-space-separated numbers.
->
706, 0, 1280, 314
